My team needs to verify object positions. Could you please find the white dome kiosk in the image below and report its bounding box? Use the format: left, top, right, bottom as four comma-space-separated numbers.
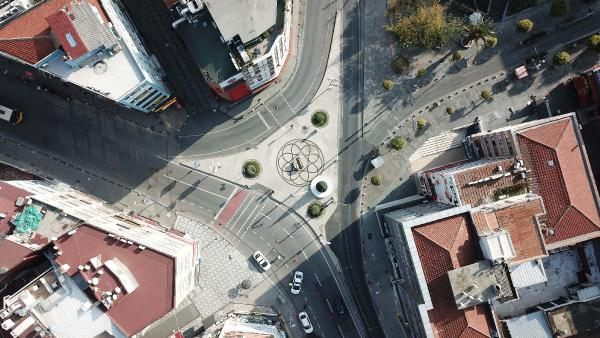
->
310, 176, 333, 199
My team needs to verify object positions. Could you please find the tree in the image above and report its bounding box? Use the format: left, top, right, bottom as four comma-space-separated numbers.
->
446, 107, 454, 114
371, 175, 383, 186
452, 51, 463, 61
588, 35, 600, 52
417, 68, 427, 77
383, 80, 394, 91
389, 137, 406, 150
462, 18, 495, 47
517, 19, 534, 32
392, 56, 409, 73
484, 35, 498, 48
416, 118, 427, 129
308, 202, 324, 218
481, 90, 492, 100
550, 0, 570, 17
553, 51, 570, 65
311, 110, 328, 127
386, 2, 459, 49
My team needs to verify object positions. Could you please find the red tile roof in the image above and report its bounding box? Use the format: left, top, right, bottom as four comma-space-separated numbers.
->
45, 9, 89, 59
0, 0, 109, 64
0, 181, 30, 236
517, 118, 600, 246
471, 199, 547, 264
54, 225, 175, 336
412, 214, 492, 338
0, 239, 34, 272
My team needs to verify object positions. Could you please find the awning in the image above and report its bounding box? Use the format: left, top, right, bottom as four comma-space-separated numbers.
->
515, 66, 528, 79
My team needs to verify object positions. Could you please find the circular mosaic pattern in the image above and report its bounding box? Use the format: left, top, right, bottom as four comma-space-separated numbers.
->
276, 139, 324, 186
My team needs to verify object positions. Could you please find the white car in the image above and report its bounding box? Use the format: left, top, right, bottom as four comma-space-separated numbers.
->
252, 251, 271, 271
290, 271, 304, 294
298, 311, 314, 334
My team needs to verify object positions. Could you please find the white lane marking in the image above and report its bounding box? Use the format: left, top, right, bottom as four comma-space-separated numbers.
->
259, 212, 272, 220
236, 203, 262, 236
282, 227, 293, 239
278, 92, 294, 113
314, 272, 321, 287
213, 188, 238, 220
228, 194, 255, 230
256, 111, 270, 129
263, 104, 280, 125
154, 155, 235, 186
325, 298, 333, 313
178, 114, 258, 137
174, 127, 272, 157
301, 249, 309, 261
163, 174, 228, 199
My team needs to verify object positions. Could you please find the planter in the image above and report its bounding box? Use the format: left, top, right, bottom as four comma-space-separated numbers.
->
310, 176, 333, 199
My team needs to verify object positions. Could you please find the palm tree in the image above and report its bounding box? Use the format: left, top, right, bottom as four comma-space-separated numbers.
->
461, 13, 495, 48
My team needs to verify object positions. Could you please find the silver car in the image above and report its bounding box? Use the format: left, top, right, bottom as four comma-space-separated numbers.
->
290, 271, 304, 295
298, 311, 314, 333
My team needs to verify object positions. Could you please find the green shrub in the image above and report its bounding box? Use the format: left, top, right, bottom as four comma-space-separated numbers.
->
452, 51, 462, 61
517, 19, 534, 32
480, 90, 492, 100
416, 118, 427, 129
316, 181, 328, 193
550, 0, 570, 17
382, 79, 394, 91
371, 175, 383, 186
242, 160, 261, 178
446, 107, 454, 114
588, 35, 600, 52
417, 68, 427, 77
311, 111, 328, 127
553, 51, 570, 65
484, 35, 497, 48
307, 202, 324, 218
392, 56, 409, 73
389, 137, 406, 150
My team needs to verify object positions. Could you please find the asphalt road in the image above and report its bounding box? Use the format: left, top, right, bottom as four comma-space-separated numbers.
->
327, 0, 385, 337
0, 2, 365, 333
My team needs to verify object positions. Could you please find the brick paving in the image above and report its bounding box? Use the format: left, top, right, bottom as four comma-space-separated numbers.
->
173, 216, 265, 318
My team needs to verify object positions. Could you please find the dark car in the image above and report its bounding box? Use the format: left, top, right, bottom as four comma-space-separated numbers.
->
333, 298, 347, 319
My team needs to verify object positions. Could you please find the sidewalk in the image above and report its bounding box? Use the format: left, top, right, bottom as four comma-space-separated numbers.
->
179, 11, 343, 237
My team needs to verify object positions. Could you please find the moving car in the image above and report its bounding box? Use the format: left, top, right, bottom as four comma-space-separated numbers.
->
298, 311, 314, 334
334, 298, 347, 319
0, 104, 23, 125
290, 271, 304, 294
252, 251, 271, 271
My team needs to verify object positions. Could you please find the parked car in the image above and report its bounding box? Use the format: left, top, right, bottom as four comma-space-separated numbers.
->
252, 251, 271, 271
290, 271, 304, 294
334, 298, 347, 319
298, 311, 314, 334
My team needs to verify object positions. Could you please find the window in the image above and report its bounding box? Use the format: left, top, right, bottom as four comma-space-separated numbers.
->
65, 33, 77, 47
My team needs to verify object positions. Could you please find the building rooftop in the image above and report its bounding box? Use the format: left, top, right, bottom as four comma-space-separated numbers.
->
412, 214, 493, 338
45, 0, 119, 60
0, 181, 30, 236
53, 224, 175, 336
448, 260, 516, 309
175, 9, 238, 85
0, 239, 33, 273
505, 310, 553, 338
515, 116, 600, 247
492, 248, 581, 318
471, 196, 547, 264
546, 298, 600, 337
203, 0, 276, 43
0, 0, 108, 64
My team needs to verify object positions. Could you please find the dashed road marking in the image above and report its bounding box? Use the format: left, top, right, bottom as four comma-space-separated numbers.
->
257, 111, 271, 129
